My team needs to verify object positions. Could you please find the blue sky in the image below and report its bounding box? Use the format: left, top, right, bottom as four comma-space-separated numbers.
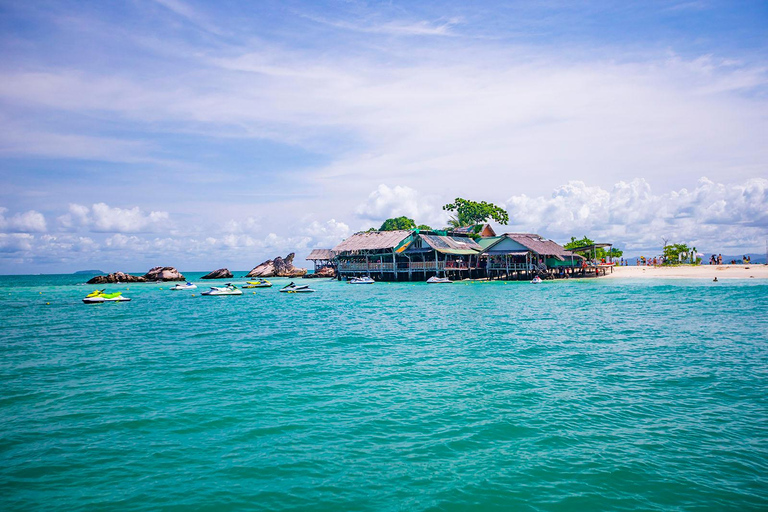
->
0, 0, 766, 273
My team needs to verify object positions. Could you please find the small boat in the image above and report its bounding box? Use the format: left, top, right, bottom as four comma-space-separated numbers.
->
531, 276, 543, 284
201, 284, 242, 296
243, 279, 272, 288
170, 282, 197, 290
83, 290, 132, 304
427, 276, 452, 284
349, 276, 374, 284
280, 282, 315, 293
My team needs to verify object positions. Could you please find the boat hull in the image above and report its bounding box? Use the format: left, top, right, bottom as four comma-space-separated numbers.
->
83, 297, 132, 303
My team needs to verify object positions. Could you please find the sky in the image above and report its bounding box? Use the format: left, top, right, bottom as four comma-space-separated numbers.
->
0, 0, 766, 273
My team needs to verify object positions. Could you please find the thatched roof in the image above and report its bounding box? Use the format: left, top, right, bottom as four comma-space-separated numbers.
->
332, 230, 412, 253
306, 249, 335, 260
420, 234, 482, 255
483, 233, 582, 260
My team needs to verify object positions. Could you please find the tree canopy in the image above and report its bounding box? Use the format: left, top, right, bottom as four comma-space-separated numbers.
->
442, 198, 509, 227
379, 216, 417, 231
564, 236, 623, 259
662, 243, 697, 264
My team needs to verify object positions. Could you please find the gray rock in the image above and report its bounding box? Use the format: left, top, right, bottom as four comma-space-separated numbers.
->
201, 268, 233, 279
247, 253, 307, 278
141, 266, 185, 281
87, 272, 147, 284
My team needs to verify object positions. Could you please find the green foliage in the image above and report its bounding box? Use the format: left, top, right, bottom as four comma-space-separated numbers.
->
416, 224, 432, 231
442, 198, 509, 227
564, 236, 623, 260
564, 236, 595, 251
379, 216, 417, 231
662, 243, 693, 264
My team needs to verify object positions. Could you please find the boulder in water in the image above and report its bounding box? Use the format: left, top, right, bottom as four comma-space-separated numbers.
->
142, 266, 185, 281
87, 271, 147, 284
247, 253, 307, 278
304, 266, 335, 278
201, 268, 233, 279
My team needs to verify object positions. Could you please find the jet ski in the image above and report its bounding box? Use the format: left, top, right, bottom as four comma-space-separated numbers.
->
349, 276, 374, 284
280, 282, 315, 293
531, 276, 543, 284
242, 279, 272, 288
170, 282, 197, 290
426, 276, 451, 284
201, 284, 242, 296
83, 290, 132, 303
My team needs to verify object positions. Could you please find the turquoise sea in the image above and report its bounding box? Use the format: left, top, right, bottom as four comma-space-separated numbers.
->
1, 273, 767, 511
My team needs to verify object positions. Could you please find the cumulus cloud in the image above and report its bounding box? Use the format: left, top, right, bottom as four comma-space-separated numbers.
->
300, 218, 350, 248
0, 207, 47, 233
0, 233, 35, 253
355, 185, 447, 228
58, 203, 170, 233
504, 177, 768, 252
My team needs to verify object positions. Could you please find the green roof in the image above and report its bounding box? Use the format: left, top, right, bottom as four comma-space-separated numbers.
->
476, 236, 503, 249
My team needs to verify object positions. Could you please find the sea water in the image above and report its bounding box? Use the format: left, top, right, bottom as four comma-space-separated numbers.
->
1, 274, 767, 511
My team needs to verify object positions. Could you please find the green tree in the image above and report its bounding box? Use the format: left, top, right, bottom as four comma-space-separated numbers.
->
379, 216, 417, 231
442, 198, 509, 227
564, 236, 623, 260
416, 224, 432, 231
662, 243, 691, 265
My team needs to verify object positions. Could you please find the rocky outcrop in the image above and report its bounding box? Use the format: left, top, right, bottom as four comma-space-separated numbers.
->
87, 271, 147, 284
304, 266, 335, 278
201, 268, 233, 279
141, 266, 185, 281
247, 253, 307, 278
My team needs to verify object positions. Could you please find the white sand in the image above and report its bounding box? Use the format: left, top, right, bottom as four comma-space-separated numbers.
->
604, 264, 768, 279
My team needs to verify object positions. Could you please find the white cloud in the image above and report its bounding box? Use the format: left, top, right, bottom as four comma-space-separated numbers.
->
300, 218, 350, 248
355, 185, 447, 228
0, 207, 47, 233
0, 233, 35, 253
503, 177, 768, 253
58, 203, 170, 233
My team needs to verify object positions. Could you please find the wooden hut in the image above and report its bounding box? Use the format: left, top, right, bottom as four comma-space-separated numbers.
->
332, 230, 412, 280
479, 233, 583, 280
402, 233, 483, 280
332, 230, 483, 281
306, 249, 335, 272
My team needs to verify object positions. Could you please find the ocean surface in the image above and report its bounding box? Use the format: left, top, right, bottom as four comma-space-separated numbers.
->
1, 273, 767, 511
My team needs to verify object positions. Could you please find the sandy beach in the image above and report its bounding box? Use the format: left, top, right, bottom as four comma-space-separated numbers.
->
605, 264, 768, 279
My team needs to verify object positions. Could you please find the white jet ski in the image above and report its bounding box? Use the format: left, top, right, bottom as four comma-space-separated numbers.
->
280, 282, 315, 293
349, 276, 374, 284
170, 282, 197, 290
426, 276, 452, 284
201, 284, 242, 296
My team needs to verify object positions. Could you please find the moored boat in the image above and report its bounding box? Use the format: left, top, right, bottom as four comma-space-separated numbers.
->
426, 276, 452, 284
170, 282, 197, 290
349, 276, 374, 284
201, 284, 242, 296
83, 290, 132, 303
280, 282, 315, 293
243, 279, 272, 288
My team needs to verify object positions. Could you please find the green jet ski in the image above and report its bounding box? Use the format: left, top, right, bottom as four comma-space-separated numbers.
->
83, 290, 132, 304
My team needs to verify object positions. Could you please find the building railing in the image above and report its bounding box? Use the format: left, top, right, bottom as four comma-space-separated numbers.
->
487, 263, 530, 271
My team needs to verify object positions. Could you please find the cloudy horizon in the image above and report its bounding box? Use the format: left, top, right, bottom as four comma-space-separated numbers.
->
1, 0, 766, 273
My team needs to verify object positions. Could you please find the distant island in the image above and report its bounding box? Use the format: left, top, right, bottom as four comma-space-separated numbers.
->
74, 269, 106, 275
